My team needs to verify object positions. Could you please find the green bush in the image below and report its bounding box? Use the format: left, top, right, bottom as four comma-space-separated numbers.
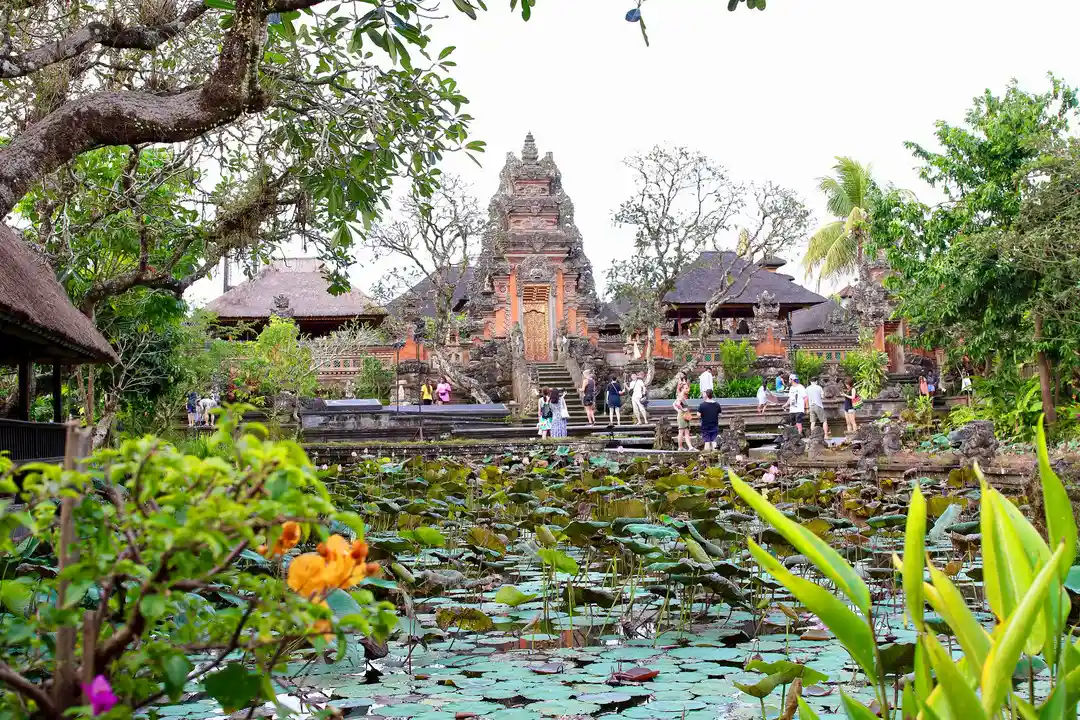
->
718, 376, 763, 398
793, 350, 825, 382
719, 339, 756, 380
840, 346, 888, 399
354, 354, 395, 402
0, 407, 395, 719
731, 417, 1076, 720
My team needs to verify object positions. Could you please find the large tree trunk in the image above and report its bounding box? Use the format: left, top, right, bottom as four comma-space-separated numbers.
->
1034, 314, 1057, 425
430, 351, 491, 404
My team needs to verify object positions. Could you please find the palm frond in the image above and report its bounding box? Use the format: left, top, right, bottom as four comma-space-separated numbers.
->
818, 177, 853, 218
802, 221, 844, 274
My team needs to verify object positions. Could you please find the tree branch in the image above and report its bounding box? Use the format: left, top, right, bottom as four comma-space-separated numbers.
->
0, 660, 56, 716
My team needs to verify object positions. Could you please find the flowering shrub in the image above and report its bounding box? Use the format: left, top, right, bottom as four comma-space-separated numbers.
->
0, 407, 395, 719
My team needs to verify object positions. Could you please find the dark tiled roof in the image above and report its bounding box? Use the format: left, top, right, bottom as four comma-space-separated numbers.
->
388, 266, 474, 318
0, 225, 117, 363
663, 251, 825, 306
206, 258, 386, 319
790, 299, 858, 335
594, 301, 623, 325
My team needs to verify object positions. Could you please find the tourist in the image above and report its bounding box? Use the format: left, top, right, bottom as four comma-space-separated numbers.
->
606, 374, 624, 426
674, 376, 695, 451
697, 388, 722, 453
186, 390, 198, 427
580, 371, 597, 425
807, 377, 828, 439
630, 372, 649, 425
927, 372, 937, 396
537, 388, 553, 439
919, 374, 929, 397
786, 374, 807, 435
961, 373, 973, 395
550, 388, 569, 439
775, 374, 786, 393
698, 367, 714, 398
198, 393, 217, 428
842, 379, 858, 434
420, 380, 433, 406
756, 379, 769, 415
436, 377, 452, 405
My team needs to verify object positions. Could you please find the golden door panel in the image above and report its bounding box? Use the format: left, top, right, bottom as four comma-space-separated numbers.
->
523, 305, 549, 362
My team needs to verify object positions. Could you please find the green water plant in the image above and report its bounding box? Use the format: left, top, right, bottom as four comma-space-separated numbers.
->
731, 416, 1077, 720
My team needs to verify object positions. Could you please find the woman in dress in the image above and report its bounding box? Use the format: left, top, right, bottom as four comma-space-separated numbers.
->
550, 388, 569, 439
673, 375, 695, 451
537, 388, 553, 439
606, 375, 624, 426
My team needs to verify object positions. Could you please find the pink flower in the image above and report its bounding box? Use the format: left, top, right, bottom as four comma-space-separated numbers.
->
83, 675, 118, 716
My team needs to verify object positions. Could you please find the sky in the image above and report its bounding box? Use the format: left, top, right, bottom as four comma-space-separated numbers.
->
188, 0, 1080, 306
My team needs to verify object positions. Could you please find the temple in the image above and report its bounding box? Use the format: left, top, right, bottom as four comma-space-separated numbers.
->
205, 133, 930, 399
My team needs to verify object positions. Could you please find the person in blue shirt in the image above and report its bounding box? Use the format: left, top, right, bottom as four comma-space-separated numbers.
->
775, 375, 786, 393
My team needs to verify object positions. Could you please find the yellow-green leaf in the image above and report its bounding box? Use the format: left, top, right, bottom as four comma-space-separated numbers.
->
982, 542, 1067, 716
989, 490, 1045, 654
797, 696, 821, 720
732, 472, 870, 614
747, 540, 877, 683
839, 691, 878, 720
923, 633, 987, 720
902, 484, 927, 630
924, 566, 991, 676
1037, 417, 1077, 574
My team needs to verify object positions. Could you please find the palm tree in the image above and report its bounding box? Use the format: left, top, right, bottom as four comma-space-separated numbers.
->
803, 157, 874, 284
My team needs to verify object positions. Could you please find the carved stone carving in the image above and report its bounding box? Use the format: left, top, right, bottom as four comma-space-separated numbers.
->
876, 384, 903, 400
516, 255, 556, 284
851, 257, 893, 330
883, 420, 904, 456
270, 294, 293, 317
777, 426, 805, 463
823, 364, 844, 399
718, 416, 748, 462
807, 424, 828, 460
949, 420, 999, 466
510, 215, 556, 230
855, 424, 884, 482
823, 301, 859, 334
515, 181, 548, 197
747, 291, 785, 341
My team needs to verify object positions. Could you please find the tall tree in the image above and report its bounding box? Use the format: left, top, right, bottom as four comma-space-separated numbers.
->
872, 75, 1079, 424
802, 157, 875, 284
364, 174, 490, 402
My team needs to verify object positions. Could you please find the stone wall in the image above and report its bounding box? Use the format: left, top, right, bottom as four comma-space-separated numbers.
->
466, 339, 515, 404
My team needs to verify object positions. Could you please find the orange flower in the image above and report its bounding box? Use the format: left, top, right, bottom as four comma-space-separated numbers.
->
261, 521, 302, 557
287, 553, 328, 598
286, 534, 380, 600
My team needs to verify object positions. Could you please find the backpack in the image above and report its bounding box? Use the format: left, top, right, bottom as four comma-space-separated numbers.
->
540, 401, 553, 420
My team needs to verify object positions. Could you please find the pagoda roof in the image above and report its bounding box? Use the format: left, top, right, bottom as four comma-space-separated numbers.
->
0, 224, 117, 364
206, 258, 385, 320
663, 251, 826, 306
388, 266, 474, 318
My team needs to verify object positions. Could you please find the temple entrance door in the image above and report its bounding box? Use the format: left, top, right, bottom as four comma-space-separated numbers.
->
522, 286, 550, 362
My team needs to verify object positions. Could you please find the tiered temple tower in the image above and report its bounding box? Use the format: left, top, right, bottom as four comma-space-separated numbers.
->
468, 133, 599, 362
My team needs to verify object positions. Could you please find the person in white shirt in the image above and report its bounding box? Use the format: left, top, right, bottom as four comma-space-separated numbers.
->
630, 373, 649, 425
698, 368, 714, 396
806, 378, 828, 439
198, 394, 217, 428
961, 375, 973, 394
786, 374, 807, 435
756, 379, 769, 415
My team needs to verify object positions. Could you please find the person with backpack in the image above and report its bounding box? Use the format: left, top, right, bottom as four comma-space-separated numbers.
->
606, 375, 624, 426
537, 388, 553, 439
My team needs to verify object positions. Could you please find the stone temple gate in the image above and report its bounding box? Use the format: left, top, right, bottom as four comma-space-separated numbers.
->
466, 133, 601, 363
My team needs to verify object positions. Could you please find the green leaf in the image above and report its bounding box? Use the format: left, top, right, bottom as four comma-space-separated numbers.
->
798, 696, 821, 720
0, 578, 35, 615
735, 669, 797, 698
982, 542, 1067, 715
494, 585, 540, 607
204, 0, 235, 8
924, 565, 991, 677
438, 45, 456, 60
538, 548, 579, 575
325, 588, 361, 618
923, 633, 987, 720
731, 472, 871, 614
410, 526, 445, 547
747, 539, 878, 684
839, 691, 879, 720
452, 0, 477, 19
744, 659, 828, 686
162, 652, 193, 702
140, 593, 167, 620
1037, 416, 1077, 573
204, 662, 263, 713
901, 483, 927, 630
435, 606, 493, 631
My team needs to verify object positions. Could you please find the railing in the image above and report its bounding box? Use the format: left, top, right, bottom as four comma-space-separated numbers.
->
315, 350, 398, 383
0, 419, 68, 463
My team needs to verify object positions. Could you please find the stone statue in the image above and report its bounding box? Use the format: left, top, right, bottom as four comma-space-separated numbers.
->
777, 426, 805, 463
270, 294, 293, 318
807, 424, 827, 460
855, 424, 884, 482
747, 290, 785, 342
876, 384, 903, 400
718, 416, 748, 462
882, 420, 904, 456
949, 420, 999, 466
823, 365, 844, 399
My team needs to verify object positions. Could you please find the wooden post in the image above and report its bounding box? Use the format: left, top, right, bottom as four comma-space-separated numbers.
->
54, 423, 92, 708
16, 359, 30, 421
52, 364, 63, 423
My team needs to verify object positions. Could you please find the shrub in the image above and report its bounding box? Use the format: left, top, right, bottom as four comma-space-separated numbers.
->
353, 354, 395, 402
718, 376, 763, 398
840, 346, 888, 399
793, 350, 825, 382
730, 417, 1076, 720
718, 339, 756, 380
0, 407, 395, 719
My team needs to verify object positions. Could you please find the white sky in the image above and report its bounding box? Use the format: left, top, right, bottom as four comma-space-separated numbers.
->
188, 0, 1080, 305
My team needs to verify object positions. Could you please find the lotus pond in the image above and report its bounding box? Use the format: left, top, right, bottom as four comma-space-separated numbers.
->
169, 451, 1047, 720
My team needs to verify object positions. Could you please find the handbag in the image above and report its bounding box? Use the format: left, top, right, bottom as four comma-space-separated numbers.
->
852, 394, 864, 410
560, 401, 570, 419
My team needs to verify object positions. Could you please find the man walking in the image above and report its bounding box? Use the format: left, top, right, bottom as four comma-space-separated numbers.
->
630, 372, 649, 425
807, 377, 828, 439
787, 374, 807, 435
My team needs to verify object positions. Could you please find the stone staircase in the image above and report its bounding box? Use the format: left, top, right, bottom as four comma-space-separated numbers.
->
532, 362, 589, 424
